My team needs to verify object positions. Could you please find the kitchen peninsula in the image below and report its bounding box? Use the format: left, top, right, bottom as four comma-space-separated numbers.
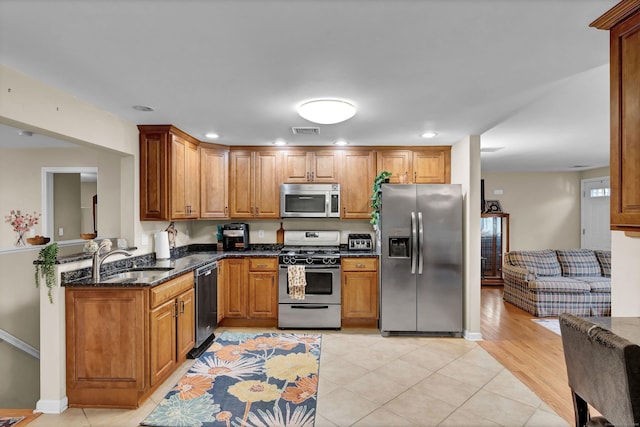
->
60, 242, 377, 409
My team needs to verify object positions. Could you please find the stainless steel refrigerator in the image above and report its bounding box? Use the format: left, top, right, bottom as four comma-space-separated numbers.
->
379, 184, 462, 336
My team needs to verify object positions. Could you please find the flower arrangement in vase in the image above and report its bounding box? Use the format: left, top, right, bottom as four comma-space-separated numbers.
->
4, 210, 40, 247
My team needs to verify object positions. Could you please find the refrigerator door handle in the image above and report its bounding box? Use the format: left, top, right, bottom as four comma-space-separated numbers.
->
411, 211, 417, 274
418, 211, 424, 274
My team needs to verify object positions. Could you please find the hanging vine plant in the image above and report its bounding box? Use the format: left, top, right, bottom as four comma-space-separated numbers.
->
35, 242, 59, 304
370, 170, 392, 227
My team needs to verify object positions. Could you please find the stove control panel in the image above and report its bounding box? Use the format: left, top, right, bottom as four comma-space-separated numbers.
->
279, 255, 339, 266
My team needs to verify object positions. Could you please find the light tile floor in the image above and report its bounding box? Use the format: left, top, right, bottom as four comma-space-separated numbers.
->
26, 328, 569, 427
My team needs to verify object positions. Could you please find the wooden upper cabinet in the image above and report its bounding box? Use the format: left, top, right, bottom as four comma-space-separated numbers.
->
341, 150, 376, 219
254, 151, 281, 218
375, 147, 451, 184
139, 125, 200, 221
200, 145, 229, 219
229, 150, 253, 218
412, 148, 450, 184
229, 150, 281, 219
376, 150, 411, 183
592, 2, 640, 230
171, 135, 200, 219
282, 150, 341, 183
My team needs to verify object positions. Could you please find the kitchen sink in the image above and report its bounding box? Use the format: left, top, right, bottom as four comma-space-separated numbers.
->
101, 267, 174, 284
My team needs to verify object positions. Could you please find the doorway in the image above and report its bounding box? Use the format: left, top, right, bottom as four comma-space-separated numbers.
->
581, 176, 610, 250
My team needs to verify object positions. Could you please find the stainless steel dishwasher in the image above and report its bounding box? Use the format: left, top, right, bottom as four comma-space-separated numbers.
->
188, 261, 218, 359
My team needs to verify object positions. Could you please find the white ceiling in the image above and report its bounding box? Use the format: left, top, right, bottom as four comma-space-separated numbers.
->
0, 0, 616, 172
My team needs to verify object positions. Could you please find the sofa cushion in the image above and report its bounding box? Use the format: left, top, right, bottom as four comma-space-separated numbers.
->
594, 250, 611, 278
527, 277, 591, 293
574, 276, 611, 293
507, 250, 562, 277
556, 249, 601, 277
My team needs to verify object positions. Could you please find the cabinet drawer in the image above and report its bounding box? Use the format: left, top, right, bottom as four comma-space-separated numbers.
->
342, 257, 378, 271
249, 257, 278, 271
151, 273, 194, 308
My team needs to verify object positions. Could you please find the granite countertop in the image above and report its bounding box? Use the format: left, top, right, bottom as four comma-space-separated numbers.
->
62, 247, 379, 288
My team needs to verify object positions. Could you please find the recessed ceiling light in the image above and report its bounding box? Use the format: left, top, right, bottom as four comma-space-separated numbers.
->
273, 139, 287, 146
205, 132, 220, 139
420, 132, 438, 139
132, 105, 154, 112
334, 140, 348, 146
298, 99, 356, 124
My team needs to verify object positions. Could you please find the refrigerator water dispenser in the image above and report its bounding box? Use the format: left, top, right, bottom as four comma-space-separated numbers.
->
389, 237, 410, 258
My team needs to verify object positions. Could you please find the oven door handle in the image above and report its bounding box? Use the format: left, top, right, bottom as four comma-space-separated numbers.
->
290, 305, 330, 309
278, 265, 341, 271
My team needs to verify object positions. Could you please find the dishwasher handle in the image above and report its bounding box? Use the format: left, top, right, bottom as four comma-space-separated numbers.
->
196, 262, 218, 277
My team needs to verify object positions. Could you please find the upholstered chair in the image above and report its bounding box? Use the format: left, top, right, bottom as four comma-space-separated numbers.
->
559, 313, 640, 427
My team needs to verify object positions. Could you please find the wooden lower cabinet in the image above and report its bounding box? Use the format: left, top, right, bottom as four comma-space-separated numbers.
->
221, 257, 277, 326
248, 258, 278, 319
149, 284, 194, 387
341, 257, 379, 327
65, 273, 195, 409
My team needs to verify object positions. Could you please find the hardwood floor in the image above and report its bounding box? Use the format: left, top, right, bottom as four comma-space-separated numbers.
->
478, 285, 573, 425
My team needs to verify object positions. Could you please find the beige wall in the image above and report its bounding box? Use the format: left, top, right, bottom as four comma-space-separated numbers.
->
0, 147, 124, 248
481, 171, 582, 250
0, 251, 41, 407
54, 174, 81, 240
0, 64, 139, 412
580, 166, 610, 180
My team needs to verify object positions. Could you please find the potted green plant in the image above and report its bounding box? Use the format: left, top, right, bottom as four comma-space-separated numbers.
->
370, 170, 392, 227
35, 242, 59, 303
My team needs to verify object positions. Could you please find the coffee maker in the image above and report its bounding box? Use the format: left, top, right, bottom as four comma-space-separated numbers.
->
222, 223, 249, 251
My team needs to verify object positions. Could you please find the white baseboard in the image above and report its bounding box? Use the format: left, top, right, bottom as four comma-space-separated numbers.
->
464, 330, 483, 341
35, 396, 68, 414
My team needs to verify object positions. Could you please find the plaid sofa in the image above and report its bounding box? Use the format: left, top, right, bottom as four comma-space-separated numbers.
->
502, 249, 611, 317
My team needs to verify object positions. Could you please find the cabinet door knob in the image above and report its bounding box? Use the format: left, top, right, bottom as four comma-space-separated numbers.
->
306, 172, 310, 181
310, 171, 314, 181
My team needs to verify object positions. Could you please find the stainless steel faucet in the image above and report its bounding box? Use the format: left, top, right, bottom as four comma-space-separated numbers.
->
92, 241, 133, 283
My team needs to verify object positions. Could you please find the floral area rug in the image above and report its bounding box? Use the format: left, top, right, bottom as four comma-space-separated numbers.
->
0, 417, 25, 427
141, 331, 322, 427
531, 318, 561, 335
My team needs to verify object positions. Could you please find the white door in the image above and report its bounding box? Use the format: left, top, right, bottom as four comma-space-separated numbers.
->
581, 177, 610, 250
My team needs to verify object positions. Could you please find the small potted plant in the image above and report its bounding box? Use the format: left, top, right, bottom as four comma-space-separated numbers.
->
370, 171, 392, 228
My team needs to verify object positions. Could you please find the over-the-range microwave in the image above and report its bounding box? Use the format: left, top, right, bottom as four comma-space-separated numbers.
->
280, 183, 340, 218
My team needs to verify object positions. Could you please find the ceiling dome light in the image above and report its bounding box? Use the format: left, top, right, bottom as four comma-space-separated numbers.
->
273, 139, 287, 146
297, 99, 356, 124
334, 140, 348, 146
205, 132, 220, 139
421, 131, 438, 139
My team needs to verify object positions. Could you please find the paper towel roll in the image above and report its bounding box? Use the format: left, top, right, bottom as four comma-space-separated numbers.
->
154, 231, 170, 260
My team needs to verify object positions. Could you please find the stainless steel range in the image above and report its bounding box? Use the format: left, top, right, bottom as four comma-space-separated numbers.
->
278, 230, 341, 329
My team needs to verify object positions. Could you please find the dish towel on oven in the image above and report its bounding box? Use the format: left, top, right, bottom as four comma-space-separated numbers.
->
287, 265, 307, 300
